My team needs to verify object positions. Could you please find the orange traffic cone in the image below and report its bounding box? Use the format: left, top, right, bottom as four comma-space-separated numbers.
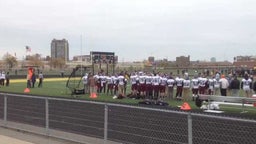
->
24, 88, 30, 93
180, 102, 191, 110
90, 92, 97, 99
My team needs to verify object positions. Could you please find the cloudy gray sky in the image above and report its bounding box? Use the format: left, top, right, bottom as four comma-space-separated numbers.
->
0, 0, 255, 62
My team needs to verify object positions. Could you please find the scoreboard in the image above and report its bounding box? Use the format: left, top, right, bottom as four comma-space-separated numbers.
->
90, 51, 117, 64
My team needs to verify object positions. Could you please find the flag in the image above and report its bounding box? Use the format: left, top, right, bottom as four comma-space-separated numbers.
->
26, 46, 31, 52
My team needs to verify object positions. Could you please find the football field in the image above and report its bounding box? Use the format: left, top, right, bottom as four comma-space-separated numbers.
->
1, 78, 256, 115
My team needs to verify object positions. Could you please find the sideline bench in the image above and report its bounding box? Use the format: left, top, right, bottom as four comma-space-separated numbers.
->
196, 94, 256, 113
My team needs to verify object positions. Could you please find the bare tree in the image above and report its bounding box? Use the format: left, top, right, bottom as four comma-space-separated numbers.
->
26, 53, 44, 67
3, 53, 18, 69
49, 58, 66, 69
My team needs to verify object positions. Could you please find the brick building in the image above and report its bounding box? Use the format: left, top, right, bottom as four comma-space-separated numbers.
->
176, 55, 190, 67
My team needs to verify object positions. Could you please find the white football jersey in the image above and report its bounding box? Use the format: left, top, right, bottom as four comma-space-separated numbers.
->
175, 77, 184, 87
183, 79, 191, 88
213, 78, 220, 88
242, 78, 252, 90
198, 77, 208, 87
106, 76, 113, 84
139, 75, 146, 84
191, 78, 199, 89
167, 78, 175, 87
208, 78, 214, 90
145, 75, 153, 84
130, 75, 138, 84
118, 75, 125, 85
152, 75, 160, 85
160, 77, 167, 86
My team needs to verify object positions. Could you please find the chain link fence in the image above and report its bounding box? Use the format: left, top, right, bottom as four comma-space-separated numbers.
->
0, 93, 256, 144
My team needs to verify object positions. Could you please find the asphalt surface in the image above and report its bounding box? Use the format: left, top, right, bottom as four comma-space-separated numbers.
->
0, 135, 33, 144
0, 126, 77, 144
1, 94, 256, 144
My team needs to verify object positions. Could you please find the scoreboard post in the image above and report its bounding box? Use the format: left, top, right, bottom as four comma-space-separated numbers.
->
90, 51, 117, 75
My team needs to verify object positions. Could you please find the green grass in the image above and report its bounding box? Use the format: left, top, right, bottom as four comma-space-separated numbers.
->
2, 79, 69, 97
0, 78, 193, 107
1, 78, 256, 116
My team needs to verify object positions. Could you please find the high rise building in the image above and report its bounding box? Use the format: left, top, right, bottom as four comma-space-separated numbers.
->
51, 39, 69, 62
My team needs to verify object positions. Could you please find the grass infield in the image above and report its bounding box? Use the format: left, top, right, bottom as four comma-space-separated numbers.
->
1, 78, 256, 116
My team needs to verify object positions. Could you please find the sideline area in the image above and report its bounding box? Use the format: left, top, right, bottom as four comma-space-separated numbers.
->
0, 120, 121, 144
0, 135, 34, 144
0, 126, 76, 144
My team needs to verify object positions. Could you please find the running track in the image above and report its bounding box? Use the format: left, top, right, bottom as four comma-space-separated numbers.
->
0, 94, 256, 144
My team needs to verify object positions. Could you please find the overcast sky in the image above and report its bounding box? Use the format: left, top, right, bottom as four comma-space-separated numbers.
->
0, 0, 255, 62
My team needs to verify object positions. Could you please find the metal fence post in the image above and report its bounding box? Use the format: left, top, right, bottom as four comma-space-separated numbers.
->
4, 95, 7, 126
45, 98, 49, 135
242, 99, 245, 113
188, 112, 193, 144
104, 104, 108, 144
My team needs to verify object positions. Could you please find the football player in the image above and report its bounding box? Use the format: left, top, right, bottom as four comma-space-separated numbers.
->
175, 75, 184, 100
166, 73, 175, 101
191, 75, 199, 100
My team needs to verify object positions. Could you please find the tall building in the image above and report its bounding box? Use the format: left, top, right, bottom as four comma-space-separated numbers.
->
51, 39, 69, 62
176, 55, 190, 67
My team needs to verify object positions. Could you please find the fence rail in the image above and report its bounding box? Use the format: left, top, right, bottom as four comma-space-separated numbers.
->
0, 93, 256, 144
